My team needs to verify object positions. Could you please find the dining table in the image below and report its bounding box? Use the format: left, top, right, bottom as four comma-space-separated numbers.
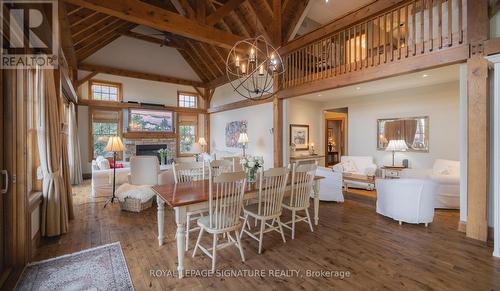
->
152, 175, 324, 279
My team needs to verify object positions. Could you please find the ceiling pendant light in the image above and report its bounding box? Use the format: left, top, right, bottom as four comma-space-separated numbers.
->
226, 35, 286, 101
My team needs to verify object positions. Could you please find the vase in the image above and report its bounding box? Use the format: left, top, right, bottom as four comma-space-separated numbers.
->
160, 155, 166, 166
247, 168, 257, 183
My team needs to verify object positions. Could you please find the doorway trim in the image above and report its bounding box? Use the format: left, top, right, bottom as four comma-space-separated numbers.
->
324, 116, 346, 166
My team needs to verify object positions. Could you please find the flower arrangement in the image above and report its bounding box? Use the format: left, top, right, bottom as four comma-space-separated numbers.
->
240, 155, 263, 182
157, 148, 169, 165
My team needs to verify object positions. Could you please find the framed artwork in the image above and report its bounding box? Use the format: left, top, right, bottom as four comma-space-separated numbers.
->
290, 124, 309, 150
225, 120, 247, 148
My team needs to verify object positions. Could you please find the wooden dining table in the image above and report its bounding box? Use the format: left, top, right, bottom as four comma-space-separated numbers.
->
152, 175, 324, 279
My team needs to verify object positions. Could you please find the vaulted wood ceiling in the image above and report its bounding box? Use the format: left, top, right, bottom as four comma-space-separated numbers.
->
62, 0, 310, 85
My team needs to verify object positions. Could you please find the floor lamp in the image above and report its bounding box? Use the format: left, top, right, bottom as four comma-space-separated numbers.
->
104, 136, 125, 208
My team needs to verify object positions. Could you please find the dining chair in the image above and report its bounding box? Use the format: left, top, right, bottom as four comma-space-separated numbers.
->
223, 156, 244, 171
172, 161, 206, 251
281, 162, 317, 239
209, 159, 234, 177
192, 171, 247, 272
240, 166, 290, 254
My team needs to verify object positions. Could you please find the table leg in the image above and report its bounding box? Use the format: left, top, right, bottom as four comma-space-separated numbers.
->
157, 195, 165, 246
313, 180, 320, 226
175, 206, 187, 278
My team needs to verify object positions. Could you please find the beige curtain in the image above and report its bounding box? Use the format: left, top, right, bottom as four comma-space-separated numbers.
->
68, 103, 83, 185
384, 120, 404, 141
36, 68, 73, 236
403, 120, 418, 146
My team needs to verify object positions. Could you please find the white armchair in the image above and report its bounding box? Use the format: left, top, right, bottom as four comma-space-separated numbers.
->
376, 178, 438, 226
313, 167, 344, 202
332, 156, 377, 190
401, 159, 460, 209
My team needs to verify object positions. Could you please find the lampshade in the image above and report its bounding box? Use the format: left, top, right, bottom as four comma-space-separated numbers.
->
192, 142, 202, 153
238, 132, 249, 144
104, 136, 125, 152
385, 139, 408, 152
198, 137, 207, 146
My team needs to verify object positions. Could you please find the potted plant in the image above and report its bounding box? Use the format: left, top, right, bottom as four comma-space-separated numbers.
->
240, 155, 263, 183
157, 148, 169, 165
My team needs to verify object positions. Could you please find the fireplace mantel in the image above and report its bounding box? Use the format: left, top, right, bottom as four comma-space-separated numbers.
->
123, 132, 177, 139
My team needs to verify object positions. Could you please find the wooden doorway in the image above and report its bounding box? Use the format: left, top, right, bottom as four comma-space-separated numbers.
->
0, 61, 6, 287
324, 109, 348, 167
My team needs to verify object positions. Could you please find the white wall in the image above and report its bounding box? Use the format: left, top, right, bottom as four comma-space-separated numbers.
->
287, 82, 460, 170
78, 73, 205, 174
285, 99, 324, 165
210, 83, 275, 168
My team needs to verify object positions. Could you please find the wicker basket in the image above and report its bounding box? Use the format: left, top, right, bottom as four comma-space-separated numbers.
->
119, 196, 154, 213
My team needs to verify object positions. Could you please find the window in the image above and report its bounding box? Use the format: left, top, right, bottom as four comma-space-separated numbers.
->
90, 80, 121, 102
177, 114, 198, 155
178, 92, 198, 108
90, 108, 122, 160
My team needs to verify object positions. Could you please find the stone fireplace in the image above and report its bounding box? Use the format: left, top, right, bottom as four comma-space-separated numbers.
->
123, 138, 176, 163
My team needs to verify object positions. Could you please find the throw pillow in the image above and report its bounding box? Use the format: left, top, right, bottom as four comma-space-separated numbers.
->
98, 158, 110, 170
344, 160, 358, 173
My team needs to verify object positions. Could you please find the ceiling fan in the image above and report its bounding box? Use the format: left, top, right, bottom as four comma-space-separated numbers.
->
144, 31, 175, 47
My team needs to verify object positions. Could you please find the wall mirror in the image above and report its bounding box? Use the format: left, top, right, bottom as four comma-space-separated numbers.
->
377, 116, 429, 152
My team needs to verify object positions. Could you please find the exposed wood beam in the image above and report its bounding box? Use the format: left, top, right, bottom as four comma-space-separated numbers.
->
65, 0, 244, 49
286, 0, 312, 42
78, 30, 123, 61
207, 96, 273, 114
169, 0, 188, 17
74, 19, 124, 51
73, 17, 120, 45
78, 98, 207, 114
196, 0, 206, 23
77, 71, 98, 87
71, 14, 110, 37
485, 37, 500, 56
59, 1, 78, 68
280, 0, 406, 55
273, 95, 283, 167
206, 0, 245, 26
120, 31, 186, 50
272, 0, 281, 47
70, 10, 98, 28
187, 41, 219, 79
178, 49, 210, 82
78, 63, 207, 87
247, 0, 272, 42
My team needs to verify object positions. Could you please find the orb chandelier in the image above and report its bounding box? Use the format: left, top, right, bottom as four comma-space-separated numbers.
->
226, 35, 285, 101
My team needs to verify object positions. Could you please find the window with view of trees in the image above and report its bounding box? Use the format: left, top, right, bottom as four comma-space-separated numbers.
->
178, 114, 198, 155
90, 80, 121, 102
178, 92, 198, 108
90, 109, 121, 160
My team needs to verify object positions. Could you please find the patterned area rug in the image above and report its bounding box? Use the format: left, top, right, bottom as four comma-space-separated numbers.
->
15, 242, 134, 291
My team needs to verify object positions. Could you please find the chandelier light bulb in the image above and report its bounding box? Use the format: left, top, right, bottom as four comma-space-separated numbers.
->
235, 56, 240, 67
259, 64, 264, 76
249, 47, 255, 63
241, 63, 246, 74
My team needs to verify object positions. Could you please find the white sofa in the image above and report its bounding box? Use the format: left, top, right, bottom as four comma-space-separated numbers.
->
312, 166, 344, 202
91, 158, 131, 197
401, 159, 460, 209
376, 178, 438, 226
332, 156, 377, 190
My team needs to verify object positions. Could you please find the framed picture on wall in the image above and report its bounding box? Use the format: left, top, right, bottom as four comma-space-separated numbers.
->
290, 124, 309, 150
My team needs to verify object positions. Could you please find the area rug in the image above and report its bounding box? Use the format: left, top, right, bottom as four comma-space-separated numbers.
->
15, 242, 134, 291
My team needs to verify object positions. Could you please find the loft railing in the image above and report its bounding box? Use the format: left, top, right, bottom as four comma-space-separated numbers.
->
283, 0, 465, 88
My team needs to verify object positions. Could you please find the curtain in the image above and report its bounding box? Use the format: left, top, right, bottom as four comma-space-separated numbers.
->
403, 119, 418, 146
68, 103, 83, 185
36, 68, 73, 236
384, 120, 404, 141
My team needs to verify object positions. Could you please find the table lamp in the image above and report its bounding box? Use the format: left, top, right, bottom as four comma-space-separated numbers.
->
238, 132, 249, 156
385, 139, 408, 166
104, 136, 125, 207
198, 137, 207, 152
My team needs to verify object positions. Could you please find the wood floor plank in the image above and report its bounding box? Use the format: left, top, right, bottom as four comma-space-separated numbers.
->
33, 180, 500, 290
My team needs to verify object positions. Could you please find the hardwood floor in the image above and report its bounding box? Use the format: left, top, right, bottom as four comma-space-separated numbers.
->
34, 180, 500, 290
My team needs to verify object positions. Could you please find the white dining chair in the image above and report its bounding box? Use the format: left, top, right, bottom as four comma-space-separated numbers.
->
192, 171, 247, 272
172, 161, 206, 251
281, 162, 317, 239
223, 156, 244, 171
240, 166, 290, 254
209, 159, 234, 177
